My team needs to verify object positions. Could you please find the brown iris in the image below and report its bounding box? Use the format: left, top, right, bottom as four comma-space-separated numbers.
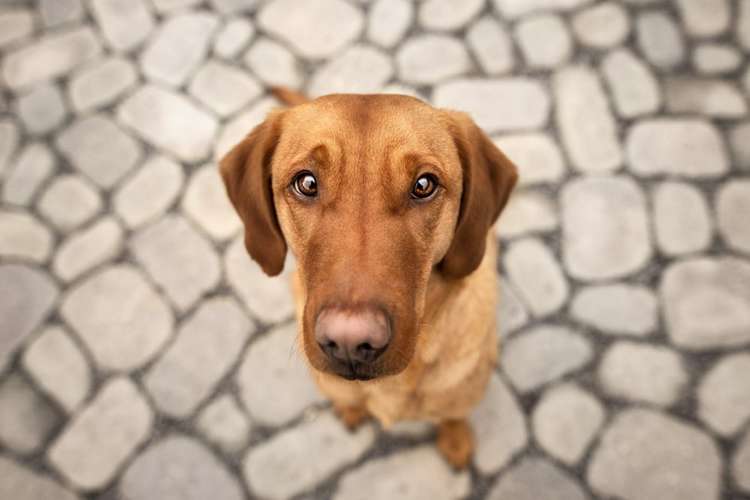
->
411, 174, 438, 200
293, 171, 318, 198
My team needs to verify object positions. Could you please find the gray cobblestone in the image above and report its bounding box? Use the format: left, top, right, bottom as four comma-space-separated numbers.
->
717, 180, 750, 254
310, 45, 393, 97
120, 434, 244, 500
244, 412, 375, 499
53, 217, 123, 282
504, 237, 568, 317
397, 35, 470, 85
48, 377, 153, 491
587, 409, 721, 500
61, 265, 174, 371
0, 373, 59, 454
368, 0, 413, 49
130, 215, 221, 311
466, 16, 514, 75
16, 83, 66, 136
516, 15, 572, 69
144, 296, 251, 418
0, 210, 52, 262
572, 2, 629, 49
22, 325, 91, 413
697, 353, 750, 436
56, 115, 142, 189
487, 457, 588, 500
636, 11, 685, 70
653, 181, 712, 256
90, 0, 154, 52
0, 456, 80, 500
37, 175, 102, 232
2, 142, 55, 206
68, 57, 138, 113
570, 284, 657, 336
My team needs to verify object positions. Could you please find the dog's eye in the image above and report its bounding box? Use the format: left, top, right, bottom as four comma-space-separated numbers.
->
292, 171, 318, 197
411, 174, 438, 200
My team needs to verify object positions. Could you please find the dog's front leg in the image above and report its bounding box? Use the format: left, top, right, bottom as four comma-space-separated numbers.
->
437, 418, 474, 469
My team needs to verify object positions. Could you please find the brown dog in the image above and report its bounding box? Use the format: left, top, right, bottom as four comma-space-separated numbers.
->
220, 88, 517, 468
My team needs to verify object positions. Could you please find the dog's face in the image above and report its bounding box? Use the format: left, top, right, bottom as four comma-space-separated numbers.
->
221, 94, 516, 381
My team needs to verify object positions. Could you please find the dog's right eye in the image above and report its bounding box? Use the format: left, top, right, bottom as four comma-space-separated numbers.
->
292, 171, 318, 198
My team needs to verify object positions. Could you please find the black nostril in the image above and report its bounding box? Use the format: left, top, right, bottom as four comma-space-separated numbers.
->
355, 342, 386, 363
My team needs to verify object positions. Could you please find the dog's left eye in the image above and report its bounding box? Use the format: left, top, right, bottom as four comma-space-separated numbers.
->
411, 174, 438, 200
292, 171, 318, 198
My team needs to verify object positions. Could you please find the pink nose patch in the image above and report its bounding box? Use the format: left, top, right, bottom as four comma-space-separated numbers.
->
314, 306, 391, 365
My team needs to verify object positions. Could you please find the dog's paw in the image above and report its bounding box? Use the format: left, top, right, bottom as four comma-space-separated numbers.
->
437, 419, 474, 469
334, 404, 370, 430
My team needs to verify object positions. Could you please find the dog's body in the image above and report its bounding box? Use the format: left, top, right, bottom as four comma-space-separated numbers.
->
221, 89, 517, 467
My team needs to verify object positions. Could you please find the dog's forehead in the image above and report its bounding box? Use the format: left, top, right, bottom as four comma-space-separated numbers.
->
281, 94, 451, 146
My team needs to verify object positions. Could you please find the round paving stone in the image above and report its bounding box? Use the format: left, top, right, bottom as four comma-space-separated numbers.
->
554, 65, 622, 173
60, 265, 174, 371
139, 12, 219, 87
117, 85, 218, 163
22, 325, 92, 413
56, 114, 142, 189
69, 57, 138, 113
598, 341, 687, 407
53, 217, 124, 283
2, 142, 56, 206
90, 0, 154, 52
636, 11, 685, 69
503, 237, 569, 317
244, 412, 375, 499
674, 0, 730, 38
516, 14, 572, 69
664, 78, 747, 118
661, 257, 750, 350
497, 191, 558, 239
697, 353, 750, 436
488, 458, 588, 500
243, 37, 304, 89
188, 60, 262, 118
561, 176, 651, 281
396, 34, 470, 85
418, 0, 484, 32
144, 297, 251, 418
466, 16, 515, 75
236, 322, 324, 426
113, 155, 184, 229
196, 394, 252, 454
182, 165, 241, 241
258, 0, 363, 60
16, 83, 67, 136
0, 456, 80, 500
213, 18, 254, 59
693, 43, 742, 74
0, 119, 19, 178
730, 122, 750, 170
587, 409, 721, 500
367, 0, 413, 49
491, 0, 592, 20
532, 383, 605, 465
717, 180, 750, 254
48, 377, 153, 491
224, 236, 295, 324
0, 373, 59, 454
626, 119, 728, 178
309, 45, 393, 97
501, 325, 592, 393
433, 79, 550, 134
0, 211, 53, 263
469, 373, 528, 474
333, 446, 470, 500
572, 2, 629, 49
37, 175, 102, 232
120, 434, 243, 500
601, 48, 660, 118
570, 284, 657, 336
492, 133, 565, 185
0, 264, 58, 365
130, 215, 221, 312
653, 181, 712, 256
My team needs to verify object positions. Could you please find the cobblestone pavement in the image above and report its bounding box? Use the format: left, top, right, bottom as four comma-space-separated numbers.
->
1, 0, 749, 499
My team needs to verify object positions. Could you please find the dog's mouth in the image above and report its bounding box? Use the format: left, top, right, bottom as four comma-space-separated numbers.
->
329, 360, 379, 381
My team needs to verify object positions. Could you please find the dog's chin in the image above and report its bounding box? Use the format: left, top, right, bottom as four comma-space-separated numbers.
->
306, 353, 411, 382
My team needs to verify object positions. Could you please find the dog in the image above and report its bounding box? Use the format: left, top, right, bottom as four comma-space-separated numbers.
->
220, 87, 518, 468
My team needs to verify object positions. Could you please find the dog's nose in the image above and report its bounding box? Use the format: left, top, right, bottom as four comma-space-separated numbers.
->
315, 306, 391, 365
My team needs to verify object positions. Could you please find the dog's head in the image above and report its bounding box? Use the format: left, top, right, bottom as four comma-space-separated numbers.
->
221, 94, 517, 381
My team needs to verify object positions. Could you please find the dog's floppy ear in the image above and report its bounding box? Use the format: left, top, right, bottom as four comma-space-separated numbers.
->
440, 111, 519, 279
220, 111, 287, 276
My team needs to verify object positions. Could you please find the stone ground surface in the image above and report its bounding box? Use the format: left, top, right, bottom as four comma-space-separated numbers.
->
0, 0, 749, 498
